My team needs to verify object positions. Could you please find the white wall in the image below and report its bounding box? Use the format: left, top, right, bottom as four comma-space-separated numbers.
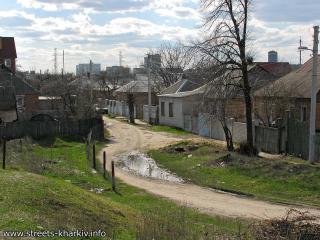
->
198, 113, 249, 143
159, 97, 184, 129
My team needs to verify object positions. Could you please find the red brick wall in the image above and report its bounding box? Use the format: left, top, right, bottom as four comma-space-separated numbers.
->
24, 94, 39, 112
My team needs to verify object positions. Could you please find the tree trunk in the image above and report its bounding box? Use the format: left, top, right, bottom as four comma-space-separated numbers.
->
127, 93, 135, 124
223, 125, 234, 152
243, 85, 254, 155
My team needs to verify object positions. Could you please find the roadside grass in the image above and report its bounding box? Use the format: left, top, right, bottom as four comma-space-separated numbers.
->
149, 141, 320, 207
106, 115, 191, 136
3, 138, 250, 239
147, 125, 190, 135
0, 170, 135, 240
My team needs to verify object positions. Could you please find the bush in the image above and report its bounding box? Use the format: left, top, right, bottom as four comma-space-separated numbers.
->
252, 209, 320, 240
238, 142, 258, 156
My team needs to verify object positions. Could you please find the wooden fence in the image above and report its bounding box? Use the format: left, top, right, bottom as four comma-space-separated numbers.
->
255, 126, 285, 154
254, 117, 320, 161
0, 118, 104, 140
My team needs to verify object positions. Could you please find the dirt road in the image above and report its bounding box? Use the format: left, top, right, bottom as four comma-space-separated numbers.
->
100, 117, 320, 220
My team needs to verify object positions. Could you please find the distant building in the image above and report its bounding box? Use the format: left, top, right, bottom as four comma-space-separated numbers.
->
76, 60, 101, 76
133, 67, 147, 75
0, 37, 17, 73
106, 66, 130, 77
144, 54, 161, 68
268, 51, 278, 63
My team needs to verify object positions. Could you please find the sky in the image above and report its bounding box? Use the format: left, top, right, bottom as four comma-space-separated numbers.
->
0, 0, 319, 73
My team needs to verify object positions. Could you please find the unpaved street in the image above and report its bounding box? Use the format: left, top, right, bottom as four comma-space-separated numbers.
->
100, 117, 320, 220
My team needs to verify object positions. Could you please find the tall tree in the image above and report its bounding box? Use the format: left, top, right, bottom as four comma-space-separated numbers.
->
197, 0, 254, 153
149, 42, 191, 92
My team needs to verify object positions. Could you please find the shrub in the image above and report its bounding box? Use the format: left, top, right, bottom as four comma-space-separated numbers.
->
238, 142, 258, 156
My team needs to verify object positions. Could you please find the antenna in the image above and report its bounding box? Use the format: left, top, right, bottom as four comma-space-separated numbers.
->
54, 48, 58, 74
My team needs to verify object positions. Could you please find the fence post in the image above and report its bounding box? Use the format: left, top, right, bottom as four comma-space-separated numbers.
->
103, 151, 106, 179
278, 127, 282, 154
92, 143, 96, 170
111, 161, 116, 191
285, 111, 290, 155
2, 139, 6, 170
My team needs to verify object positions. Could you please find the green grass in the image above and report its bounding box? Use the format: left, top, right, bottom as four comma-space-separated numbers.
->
2, 138, 248, 239
0, 170, 134, 240
148, 125, 190, 135
149, 141, 320, 207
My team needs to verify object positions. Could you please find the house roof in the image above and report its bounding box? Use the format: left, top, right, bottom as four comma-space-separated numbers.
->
0, 37, 17, 59
116, 80, 153, 93
255, 56, 320, 98
159, 79, 202, 95
0, 65, 38, 95
255, 62, 292, 78
158, 83, 206, 98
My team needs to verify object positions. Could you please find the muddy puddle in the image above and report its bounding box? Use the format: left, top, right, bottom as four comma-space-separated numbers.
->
115, 151, 184, 183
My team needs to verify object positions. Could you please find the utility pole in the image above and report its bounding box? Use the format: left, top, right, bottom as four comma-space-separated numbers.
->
147, 54, 152, 124
308, 25, 319, 163
299, 37, 303, 65
53, 48, 58, 74
119, 51, 123, 67
62, 50, 65, 77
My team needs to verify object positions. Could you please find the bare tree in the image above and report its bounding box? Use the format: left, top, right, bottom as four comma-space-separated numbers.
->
198, 62, 238, 151
127, 93, 135, 124
254, 81, 294, 127
41, 75, 96, 119
196, 0, 254, 154
149, 42, 192, 92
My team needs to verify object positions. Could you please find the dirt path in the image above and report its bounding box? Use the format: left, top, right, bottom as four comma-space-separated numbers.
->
100, 117, 320, 220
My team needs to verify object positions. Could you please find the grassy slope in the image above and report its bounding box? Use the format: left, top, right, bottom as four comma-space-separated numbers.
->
149, 141, 320, 207
2, 138, 247, 239
0, 170, 134, 240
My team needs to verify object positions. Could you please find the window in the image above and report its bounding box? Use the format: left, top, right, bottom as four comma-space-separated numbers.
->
301, 106, 307, 122
161, 102, 165, 116
16, 95, 25, 112
4, 59, 11, 68
169, 102, 174, 117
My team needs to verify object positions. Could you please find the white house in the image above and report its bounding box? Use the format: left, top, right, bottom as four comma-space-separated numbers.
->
158, 79, 205, 132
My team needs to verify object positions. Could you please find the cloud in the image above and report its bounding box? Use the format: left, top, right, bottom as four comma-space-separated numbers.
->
155, 6, 201, 20
6, 0, 320, 73
254, 0, 320, 22
17, 0, 151, 13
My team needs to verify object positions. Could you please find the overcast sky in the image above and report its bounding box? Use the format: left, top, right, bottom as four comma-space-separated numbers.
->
0, 0, 319, 73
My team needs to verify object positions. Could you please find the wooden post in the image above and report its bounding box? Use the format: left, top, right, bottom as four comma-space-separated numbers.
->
2, 139, 6, 170
103, 151, 106, 179
92, 143, 96, 170
111, 161, 116, 191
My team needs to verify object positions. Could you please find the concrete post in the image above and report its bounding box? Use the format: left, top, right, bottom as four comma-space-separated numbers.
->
309, 26, 319, 163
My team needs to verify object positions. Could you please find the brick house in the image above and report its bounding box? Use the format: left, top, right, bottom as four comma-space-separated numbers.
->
0, 65, 39, 120
0, 81, 17, 123
254, 56, 320, 128
0, 37, 17, 73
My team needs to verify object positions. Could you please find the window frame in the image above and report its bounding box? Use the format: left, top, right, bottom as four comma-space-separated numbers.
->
161, 101, 165, 117
301, 105, 307, 122
169, 102, 174, 118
